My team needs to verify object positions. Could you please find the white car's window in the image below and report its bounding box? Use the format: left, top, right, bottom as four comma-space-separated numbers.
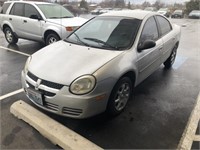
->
10, 3, 24, 16
140, 17, 159, 44
25, 4, 40, 18
66, 17, 141, 50
156, 16, 172, 36
37, 4, 74, 19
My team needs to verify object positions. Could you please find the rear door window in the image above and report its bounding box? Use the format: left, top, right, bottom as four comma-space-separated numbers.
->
10, 3, 24, 16
156, 16, 172, 36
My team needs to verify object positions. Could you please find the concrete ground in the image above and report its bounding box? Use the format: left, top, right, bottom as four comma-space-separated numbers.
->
0, 18, 200, 149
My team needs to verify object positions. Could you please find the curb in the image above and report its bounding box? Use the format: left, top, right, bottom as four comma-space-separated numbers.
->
10, 100, 103, 150
177, 92, 200, 149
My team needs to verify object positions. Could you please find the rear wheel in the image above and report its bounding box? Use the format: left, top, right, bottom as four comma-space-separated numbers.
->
4, 27, 18, 44
45, 33, 60, 45
107, 77, 133, 116
164, 44, 178, 69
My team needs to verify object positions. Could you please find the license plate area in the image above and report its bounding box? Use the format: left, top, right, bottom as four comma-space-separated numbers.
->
27, 88, 43, 105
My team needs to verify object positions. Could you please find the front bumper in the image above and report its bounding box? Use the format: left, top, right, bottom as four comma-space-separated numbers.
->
21, 71, 110, 119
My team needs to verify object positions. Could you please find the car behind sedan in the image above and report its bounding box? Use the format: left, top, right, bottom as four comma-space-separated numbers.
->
22, 10, 181, 119
171, 10, 184, 18
189, 10, 200, 19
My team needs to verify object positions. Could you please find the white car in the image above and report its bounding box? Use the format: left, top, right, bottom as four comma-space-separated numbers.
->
22, 10, 181, 118
0, 1, 87, 45
157, 8, 170, 18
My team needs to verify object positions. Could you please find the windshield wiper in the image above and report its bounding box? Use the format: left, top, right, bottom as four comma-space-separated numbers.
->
74, 33, 90, 47
84, 38, 119, 50
61, 16, 73, 18
49, 17, 60, 19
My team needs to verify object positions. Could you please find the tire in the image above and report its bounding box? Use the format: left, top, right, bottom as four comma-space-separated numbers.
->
4, 27, 18, 44
45, 33, 60, 45
164, 44, 178, 69
107, 77, 133, 116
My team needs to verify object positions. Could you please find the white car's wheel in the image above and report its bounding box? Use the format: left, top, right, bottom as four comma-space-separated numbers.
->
46, 33, 60, 45
4, 27, 18, 44
164, 44, 178, 69
107, 77, 132, 116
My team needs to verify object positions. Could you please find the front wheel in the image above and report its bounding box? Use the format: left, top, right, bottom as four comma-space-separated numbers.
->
164, 44, 178, 69
4, 27, 18, 44
45, 33, 60, 45
107, 77, 133, 116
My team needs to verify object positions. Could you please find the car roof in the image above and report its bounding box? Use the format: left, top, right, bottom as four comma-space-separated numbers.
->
99, 10, 158, 20
5, 1, 54, 5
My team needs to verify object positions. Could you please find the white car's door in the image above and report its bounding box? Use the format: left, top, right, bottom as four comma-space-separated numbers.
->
22, 4, 42, 41
9, 3, 24, 37
155, 16, 176, 63
137, 16, 163, 83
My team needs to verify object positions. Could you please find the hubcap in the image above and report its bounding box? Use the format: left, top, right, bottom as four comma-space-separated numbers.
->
49, 37, 57, 44
114, 83, 130, 111
6, 30, 13, 42
170, 49, 177, 64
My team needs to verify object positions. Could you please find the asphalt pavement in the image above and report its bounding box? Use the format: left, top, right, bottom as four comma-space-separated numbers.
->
0, 18, 200, 149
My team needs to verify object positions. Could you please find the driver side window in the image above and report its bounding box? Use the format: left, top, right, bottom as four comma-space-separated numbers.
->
139, 17, 159, 44
24, 4, 41, 19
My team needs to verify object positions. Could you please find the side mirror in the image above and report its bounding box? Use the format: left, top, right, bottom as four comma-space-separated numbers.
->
138, 40, 156, 51
30, 14, 42, 20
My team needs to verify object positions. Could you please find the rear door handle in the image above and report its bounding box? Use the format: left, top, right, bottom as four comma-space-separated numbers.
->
9, 18, 12, 21
23, 20, 27, 23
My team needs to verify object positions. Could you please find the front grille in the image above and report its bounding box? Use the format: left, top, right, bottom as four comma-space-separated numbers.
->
39, 89, 56, 97
27, 82, 34, 89
26, 81, 56, 97
41, 80, 64, 90
27, 71, 38, 82
62, 107, 83, 116
44, 101, 59, 111
27, 71, 64, 90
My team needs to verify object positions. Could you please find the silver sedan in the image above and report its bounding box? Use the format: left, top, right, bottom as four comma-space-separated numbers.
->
21, 10, 181, 118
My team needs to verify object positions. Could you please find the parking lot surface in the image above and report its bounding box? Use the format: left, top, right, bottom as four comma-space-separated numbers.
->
0, 18, 200, 149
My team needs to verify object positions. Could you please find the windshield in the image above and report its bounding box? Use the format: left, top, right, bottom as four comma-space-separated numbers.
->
174, 10, 182, 13
65, 17, 141, 50
37, 4, 74, 19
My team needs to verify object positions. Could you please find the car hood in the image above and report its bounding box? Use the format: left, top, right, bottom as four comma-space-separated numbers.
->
29, 41, 124, 85
46, 17, 87, 27
158, 11, 167, 14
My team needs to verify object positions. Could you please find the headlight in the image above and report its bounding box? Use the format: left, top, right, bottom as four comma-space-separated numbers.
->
24, 56, 31, 74
70, 75, 96, 95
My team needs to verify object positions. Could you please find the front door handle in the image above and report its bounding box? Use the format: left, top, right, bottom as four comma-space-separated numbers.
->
23, 20, 27, 23
9, 18, 12, 21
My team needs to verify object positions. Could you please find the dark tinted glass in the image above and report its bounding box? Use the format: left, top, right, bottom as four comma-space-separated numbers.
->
66, 17, 141, 50
25, 4, 40, 18
1, 3, 11, 14
140, 17, 159, 43
156, 16, 172, 36
10, 3, 24, 16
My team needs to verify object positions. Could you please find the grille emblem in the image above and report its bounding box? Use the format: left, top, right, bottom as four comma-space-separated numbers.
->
35, 79, 42, 90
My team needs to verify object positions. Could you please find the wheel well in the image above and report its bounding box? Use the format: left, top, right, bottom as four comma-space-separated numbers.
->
44, 30, 60, 41
175, 41, 179, 47
120, 71, 136, 87
3, 24, 11, 32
